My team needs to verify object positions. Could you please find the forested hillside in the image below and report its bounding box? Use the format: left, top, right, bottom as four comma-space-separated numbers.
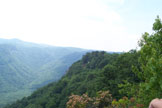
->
5, 17, 162, 108
4, 51, 140, 108
0, 39, 88, 107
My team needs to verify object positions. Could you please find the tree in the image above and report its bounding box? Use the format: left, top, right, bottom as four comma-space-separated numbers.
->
137, 16, 162, 105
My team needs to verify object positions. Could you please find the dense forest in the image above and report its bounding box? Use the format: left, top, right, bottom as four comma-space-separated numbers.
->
3, 17, 162, 108
0, 39, 88, 107
4, 50, 140, 108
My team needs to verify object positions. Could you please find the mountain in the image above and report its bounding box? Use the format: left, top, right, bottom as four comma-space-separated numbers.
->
4, 51, 140, 108
0, 38, 89, 107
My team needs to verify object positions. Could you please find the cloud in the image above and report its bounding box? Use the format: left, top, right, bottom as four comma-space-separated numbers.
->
0, 0, 138, 51
101, 0, 125, 5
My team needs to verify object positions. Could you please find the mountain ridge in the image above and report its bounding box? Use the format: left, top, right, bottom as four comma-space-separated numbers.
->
0, 38, 89, 107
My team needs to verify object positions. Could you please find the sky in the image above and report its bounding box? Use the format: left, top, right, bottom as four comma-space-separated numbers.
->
0, 0, 162, 52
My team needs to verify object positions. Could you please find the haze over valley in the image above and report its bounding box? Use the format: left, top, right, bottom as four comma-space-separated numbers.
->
0, 38, 89, 107
0, 0, 162, 108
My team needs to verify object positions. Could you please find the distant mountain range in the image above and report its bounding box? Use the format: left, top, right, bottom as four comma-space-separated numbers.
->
0, 38, 89, 107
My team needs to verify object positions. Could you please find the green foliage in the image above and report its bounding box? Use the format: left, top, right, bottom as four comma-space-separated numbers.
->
153, 16, 162, 31
118, 16, 162, 107
134, 16, 162, 105
5, 51, 140, 108
0, 38, 87, 107
112, 97, 144, 108
99, 50, 140, 98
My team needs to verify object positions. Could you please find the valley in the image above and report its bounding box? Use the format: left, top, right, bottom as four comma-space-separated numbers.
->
0, 38, 88, 107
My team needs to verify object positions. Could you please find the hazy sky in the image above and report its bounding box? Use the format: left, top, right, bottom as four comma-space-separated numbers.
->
0, 0, 161, 51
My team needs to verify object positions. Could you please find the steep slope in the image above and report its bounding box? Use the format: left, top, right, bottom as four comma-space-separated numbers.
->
0, 38, 88, 107
5, 51, 140, 108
